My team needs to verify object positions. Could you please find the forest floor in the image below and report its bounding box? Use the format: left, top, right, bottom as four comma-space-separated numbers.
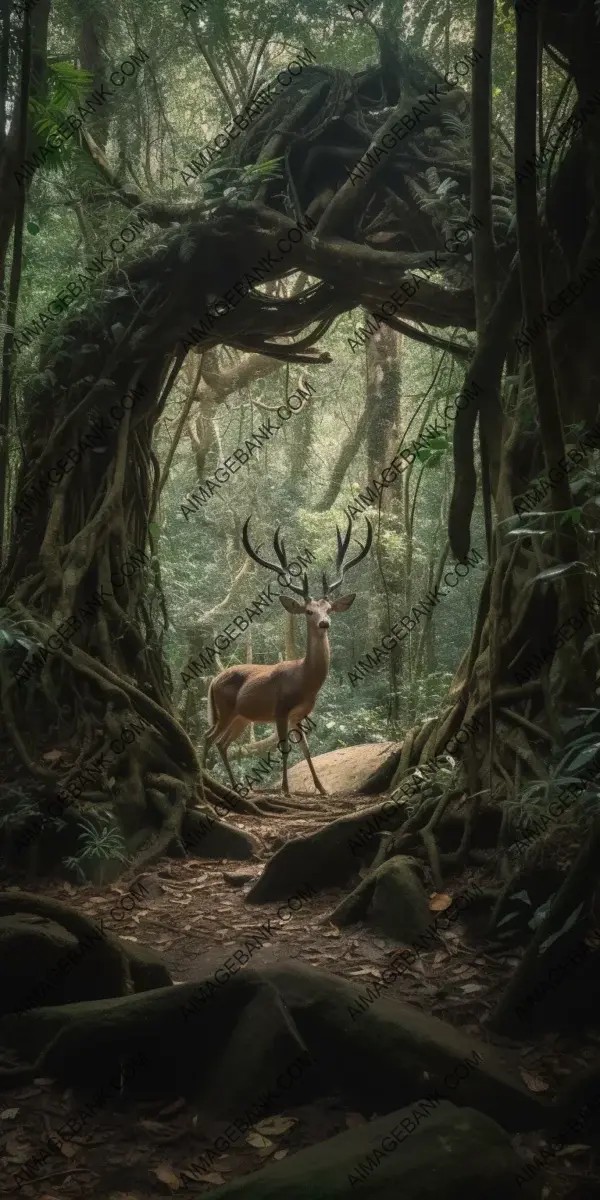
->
1, 783, 600, 1200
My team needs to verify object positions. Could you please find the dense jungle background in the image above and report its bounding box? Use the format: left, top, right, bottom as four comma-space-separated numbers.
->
2, 0, 600, 1197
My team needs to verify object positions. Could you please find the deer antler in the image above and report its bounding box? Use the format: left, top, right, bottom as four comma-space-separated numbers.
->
323, 516, 373, 595
242, 517, 309, 599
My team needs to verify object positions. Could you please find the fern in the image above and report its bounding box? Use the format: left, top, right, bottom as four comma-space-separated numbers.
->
406, 177, 432, 208
425, 166, 440, 191
49, 60, 95, 108
27, 61, 94, 174
440, 109, 466, 139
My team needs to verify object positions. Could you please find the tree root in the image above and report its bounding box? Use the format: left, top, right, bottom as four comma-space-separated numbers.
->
126, 776, 190, 874
498, 706, 553, 746
420, 788, 454, 890
250, 795, 319, 813
0, 892, 133, 997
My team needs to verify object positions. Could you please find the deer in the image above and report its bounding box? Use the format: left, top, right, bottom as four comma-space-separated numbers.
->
202, 514, 373, 796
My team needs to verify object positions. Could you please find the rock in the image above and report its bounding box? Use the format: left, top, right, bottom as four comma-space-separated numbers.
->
182, 810, 260, 861
0, 916, 80, 1014
367, 856, 433, 940
328, 856, 432, 942
246, 802, 408, 903
126, 942, 173, 992
206, 1100, 544, 1198
0, 911, 171, 1016
286, 741, 399, 795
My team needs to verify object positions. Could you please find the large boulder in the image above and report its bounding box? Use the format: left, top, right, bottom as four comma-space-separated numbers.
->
207, 1101, 543, 1199
286, 742, 399, 795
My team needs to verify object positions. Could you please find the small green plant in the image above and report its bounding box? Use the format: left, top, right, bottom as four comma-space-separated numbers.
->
201, 158, 284, 206
64, 814, 129, 884
0, 608, 38, 657
506, 705, 600, 826
0, 786, 41, 830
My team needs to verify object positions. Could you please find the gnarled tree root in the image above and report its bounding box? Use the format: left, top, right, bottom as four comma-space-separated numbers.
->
0, 893, 132, 1001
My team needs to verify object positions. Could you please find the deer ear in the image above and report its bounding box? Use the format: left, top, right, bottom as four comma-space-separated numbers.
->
279, 595, 306, 614
329, 593, 356, 612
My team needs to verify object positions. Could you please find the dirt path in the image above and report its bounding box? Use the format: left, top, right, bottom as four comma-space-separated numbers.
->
0, 788, 598, 1199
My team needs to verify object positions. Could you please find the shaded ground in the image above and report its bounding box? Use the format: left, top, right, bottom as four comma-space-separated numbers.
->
1, 785, 599, 1199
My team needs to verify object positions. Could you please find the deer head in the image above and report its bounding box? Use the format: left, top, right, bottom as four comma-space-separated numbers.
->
241, 516, 373, 633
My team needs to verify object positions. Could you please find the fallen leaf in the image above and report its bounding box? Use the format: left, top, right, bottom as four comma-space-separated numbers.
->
139, 1119, 170, 1133
246, 1131, 273, 1149
58, 1142, 78, 1158
253, 1116, 296, 1136
461, 983, 484, 993
429, 893, 452, 912
345, 1112, 367, 1127
5, 1135, 33, 1162
182, 1168, 225, 1184
323, 928, 341, 938
555, 1143, 590, 1156
158, 1098, 186, 1118
0, 1108, 19, 1119
520, 1069, 549, 1093
273, 1149, 288, 1160
152, 1163, 181, 1188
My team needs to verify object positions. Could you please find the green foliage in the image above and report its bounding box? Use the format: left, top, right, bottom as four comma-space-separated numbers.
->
202, 159, 284, 207
28, 62, 94, 176
0, 608, 38, 656
506, 705, 600, 827
0, 786, 40, 832
63, 815, 129, 885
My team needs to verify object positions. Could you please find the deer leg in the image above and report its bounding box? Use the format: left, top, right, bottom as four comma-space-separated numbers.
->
275, 715, 291, 795
215, 717, 250, 791
216, 744, 241, 791
202, 733, 213, 768
293, 725, 328, 796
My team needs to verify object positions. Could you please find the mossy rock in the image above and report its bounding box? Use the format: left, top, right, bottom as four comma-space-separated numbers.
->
329, 855, 432, 942
206, 1100, 544, 1199
367, 856, 433, 940
0, 912, 171, 1015
182, 810, 260, 860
